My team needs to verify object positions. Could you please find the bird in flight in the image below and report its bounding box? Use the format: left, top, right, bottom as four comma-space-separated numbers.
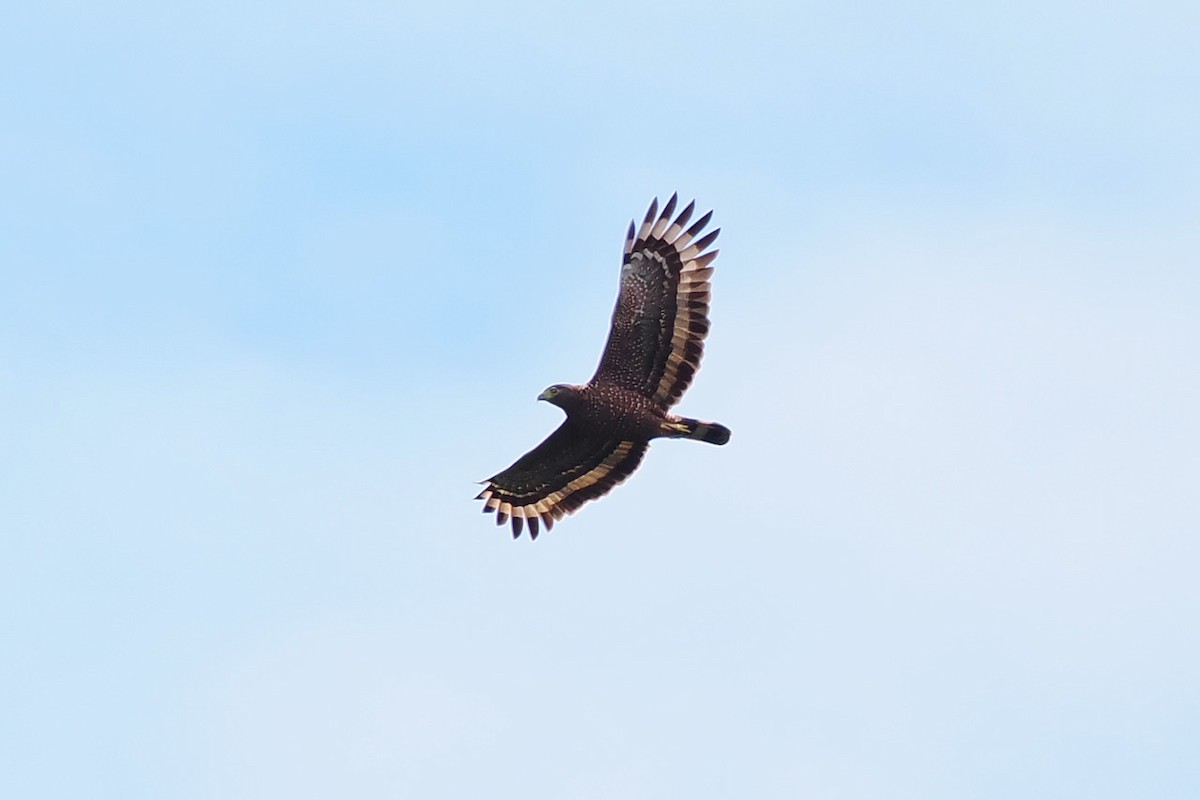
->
477, 194, 730, 539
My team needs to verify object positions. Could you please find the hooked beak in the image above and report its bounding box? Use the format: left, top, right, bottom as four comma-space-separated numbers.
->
537, 389, 551, 402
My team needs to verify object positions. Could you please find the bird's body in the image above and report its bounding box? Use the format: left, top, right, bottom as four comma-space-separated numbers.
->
477, 195, 730, 538
549, 384, 667, 438
541, 382, 730, 444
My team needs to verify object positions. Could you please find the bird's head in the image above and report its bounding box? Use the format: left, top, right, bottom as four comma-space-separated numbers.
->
538, 383, 582, 409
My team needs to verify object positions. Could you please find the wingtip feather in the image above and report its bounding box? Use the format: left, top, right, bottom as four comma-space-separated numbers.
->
643, 197, 658, 224
673, 200, 695, 230
661, 193, 677, 222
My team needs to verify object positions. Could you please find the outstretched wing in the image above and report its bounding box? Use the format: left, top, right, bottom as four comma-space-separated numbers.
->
477, 422, 647, 539
592, 194, 719, 408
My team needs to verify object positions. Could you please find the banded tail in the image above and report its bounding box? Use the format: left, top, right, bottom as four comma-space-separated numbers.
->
668, 417, 731, 445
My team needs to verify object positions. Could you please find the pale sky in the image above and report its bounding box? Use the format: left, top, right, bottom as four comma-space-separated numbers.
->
2, 1, 1198, 798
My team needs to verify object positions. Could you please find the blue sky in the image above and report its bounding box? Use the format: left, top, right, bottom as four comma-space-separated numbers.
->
2, 1, 1198, 797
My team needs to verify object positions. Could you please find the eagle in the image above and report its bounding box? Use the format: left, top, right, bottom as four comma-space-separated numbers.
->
476, 194, 730, 539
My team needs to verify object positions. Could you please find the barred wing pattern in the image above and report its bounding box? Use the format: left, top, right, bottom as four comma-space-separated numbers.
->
593, 194, 719, 408
477, 422, 647, 539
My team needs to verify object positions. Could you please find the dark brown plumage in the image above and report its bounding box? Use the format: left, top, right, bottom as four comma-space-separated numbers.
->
476, 195, 730, 539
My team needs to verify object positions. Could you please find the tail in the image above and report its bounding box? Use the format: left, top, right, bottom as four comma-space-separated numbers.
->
672, 417, 731, 445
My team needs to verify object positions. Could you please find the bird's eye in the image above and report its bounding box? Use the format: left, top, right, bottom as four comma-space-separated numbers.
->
549, 387, 559, 395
